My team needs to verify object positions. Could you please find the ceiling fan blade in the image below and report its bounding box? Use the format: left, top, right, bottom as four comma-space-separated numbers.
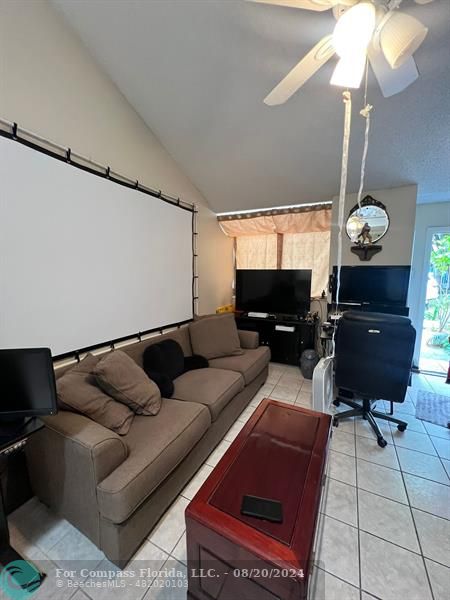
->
264, 35, 335, 105
247, 0, 339, 12
414, 0, 434, 4
368, 46, 419, 98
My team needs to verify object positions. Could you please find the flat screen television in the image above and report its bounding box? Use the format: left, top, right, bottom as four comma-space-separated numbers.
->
331, 265, 411, 306
0, 348, 57, 418
235, 269, 312, 316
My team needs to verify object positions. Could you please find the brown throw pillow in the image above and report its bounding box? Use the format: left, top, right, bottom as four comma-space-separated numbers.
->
56, 354, 134, 435
189, 313, 244, 360
94, 350, 161, 416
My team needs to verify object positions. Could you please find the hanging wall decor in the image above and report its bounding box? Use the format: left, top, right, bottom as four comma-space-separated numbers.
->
346, 195, 388, 261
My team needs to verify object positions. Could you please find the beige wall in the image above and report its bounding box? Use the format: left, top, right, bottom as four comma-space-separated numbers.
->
329, 185, 417, 269
0, 0, 233, 315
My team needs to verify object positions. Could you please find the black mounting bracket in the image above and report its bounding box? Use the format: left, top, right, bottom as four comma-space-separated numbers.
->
350, 244, 382, 261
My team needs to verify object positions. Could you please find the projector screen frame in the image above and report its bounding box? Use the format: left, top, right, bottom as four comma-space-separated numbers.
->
0, 119, 199, 361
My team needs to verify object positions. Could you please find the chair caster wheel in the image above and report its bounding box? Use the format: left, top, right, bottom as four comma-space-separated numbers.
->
333, 400, 340, 407
377, 437, 387, 448
333, 417, 339, 427
397, 424, 407, 432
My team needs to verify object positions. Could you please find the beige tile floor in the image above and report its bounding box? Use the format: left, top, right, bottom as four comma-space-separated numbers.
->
5, 363, 450, 600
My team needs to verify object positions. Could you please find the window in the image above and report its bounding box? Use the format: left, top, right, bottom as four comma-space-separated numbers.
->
236, 234, 278, 269
281, 231, 331, 297
220, 207, 332, 296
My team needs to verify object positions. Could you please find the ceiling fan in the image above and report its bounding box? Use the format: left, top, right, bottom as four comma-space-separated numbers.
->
249, 0, 433, 104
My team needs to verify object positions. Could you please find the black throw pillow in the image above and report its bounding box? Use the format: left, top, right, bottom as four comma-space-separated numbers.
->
143, 339, 185, 381
144, 370, 174, 399
184, 355, 209, 372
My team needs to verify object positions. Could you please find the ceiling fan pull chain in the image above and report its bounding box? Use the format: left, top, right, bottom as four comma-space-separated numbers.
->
357, 104, 373, 212
332, 90, 352, 356
357, 62, 373, 211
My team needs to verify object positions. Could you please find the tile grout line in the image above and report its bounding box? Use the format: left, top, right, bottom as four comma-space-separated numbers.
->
320, 500, 446, 563
148, 527, 185, 558
398, 390, 450, 478
427, 430, 450, 473
141, 553, 181, 600
328, 468, 450, 508
334, 429, 447, 466
353, 425, 363, 600
314, 565, 362, 597
329, 448, 450, 521
37, 522, 77, 556
317, 510, 443, 593
390, 427, 437, 600
422, 420, 450, 440
329, 455, 449, 490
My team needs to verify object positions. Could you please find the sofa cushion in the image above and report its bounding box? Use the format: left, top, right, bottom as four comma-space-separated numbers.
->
97, 399, 211, 523
208, 346, 271, 385
172, 368, 244, 421
189, 314, 243, 360
56, 354, 134, 435
94, 350, 162, 416
238, 330, 259, 350
122, 327, 192, 369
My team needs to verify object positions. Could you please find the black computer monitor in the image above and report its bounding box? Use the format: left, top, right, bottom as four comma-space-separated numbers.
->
331, 266, 411, 306
0, 348, 57, 418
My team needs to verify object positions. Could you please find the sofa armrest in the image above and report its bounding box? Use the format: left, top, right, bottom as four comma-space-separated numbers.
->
238, 329, 259, 349
26, 411, 128, 544
40, 411, 128, 482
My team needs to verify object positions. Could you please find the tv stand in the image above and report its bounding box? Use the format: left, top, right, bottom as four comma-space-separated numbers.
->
235, 314, 316, 366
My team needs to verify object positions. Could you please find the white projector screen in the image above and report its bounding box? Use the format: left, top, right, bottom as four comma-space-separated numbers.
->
0, 136, 193, 356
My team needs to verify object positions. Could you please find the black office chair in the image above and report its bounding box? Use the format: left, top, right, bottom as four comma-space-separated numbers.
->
333, 311, 416, 447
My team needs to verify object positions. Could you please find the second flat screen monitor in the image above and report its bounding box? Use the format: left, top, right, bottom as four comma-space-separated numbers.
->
236, 270, 311, 316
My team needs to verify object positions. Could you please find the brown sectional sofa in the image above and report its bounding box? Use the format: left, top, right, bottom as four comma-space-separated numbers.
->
26, 325, 270, 566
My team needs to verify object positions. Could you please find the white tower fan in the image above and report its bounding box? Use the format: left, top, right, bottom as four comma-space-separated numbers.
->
312, 357, 334, 413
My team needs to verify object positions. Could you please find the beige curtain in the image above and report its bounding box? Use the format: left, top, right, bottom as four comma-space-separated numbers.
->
272, 209, 331, 234
221, 207, 332, 291
219, 208, 331, 236
281, 231, 331, 298
219, 216, 276, 237
236, 234, 277, 269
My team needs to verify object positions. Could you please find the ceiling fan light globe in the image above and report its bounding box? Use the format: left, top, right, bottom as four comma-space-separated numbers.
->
332, 1, 376, 58
330, 53, 366, 88
380, 12, 428, 69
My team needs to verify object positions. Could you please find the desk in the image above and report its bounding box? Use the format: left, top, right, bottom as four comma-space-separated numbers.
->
0, 418, 44, 571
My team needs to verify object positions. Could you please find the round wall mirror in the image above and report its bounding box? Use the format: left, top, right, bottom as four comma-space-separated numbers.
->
346, 196, 389, 245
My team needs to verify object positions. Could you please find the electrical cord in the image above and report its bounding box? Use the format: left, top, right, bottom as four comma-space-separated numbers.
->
357, 60, 373, 210
332, 90, 352, 357
331, 72, 374, 356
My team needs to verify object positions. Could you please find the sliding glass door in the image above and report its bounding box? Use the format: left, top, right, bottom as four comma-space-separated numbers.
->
418, 228, 450, 375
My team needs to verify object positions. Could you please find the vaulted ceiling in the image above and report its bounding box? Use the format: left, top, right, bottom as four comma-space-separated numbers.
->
53, 0, 450, 212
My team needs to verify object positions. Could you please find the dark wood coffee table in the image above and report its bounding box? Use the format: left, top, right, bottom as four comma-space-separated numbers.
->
186, 398, 332, 600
